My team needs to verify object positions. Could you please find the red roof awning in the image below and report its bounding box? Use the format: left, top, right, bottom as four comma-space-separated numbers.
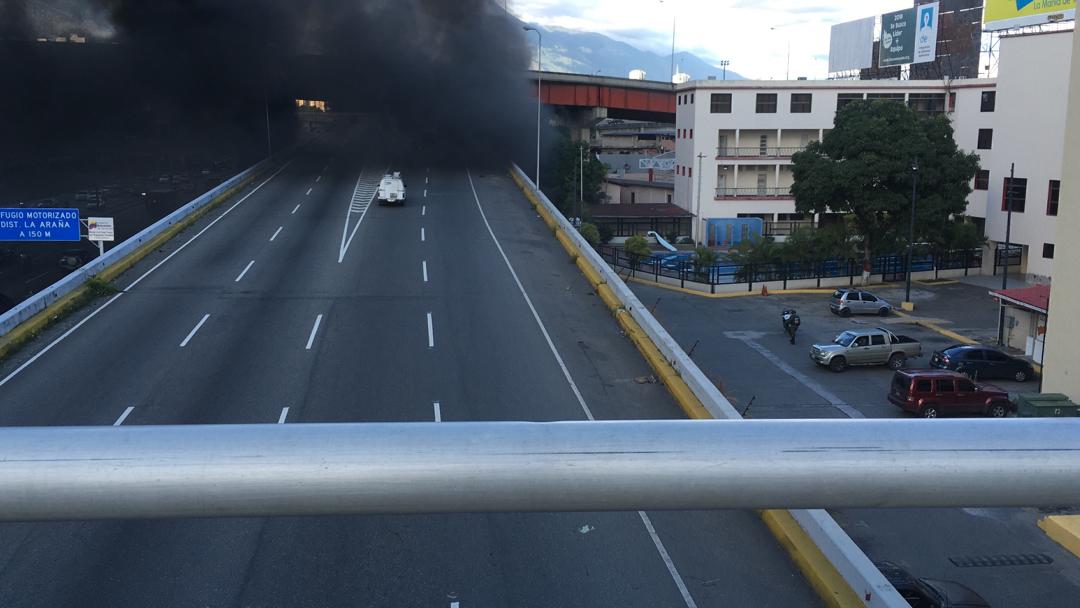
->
989, 284, 1050, 314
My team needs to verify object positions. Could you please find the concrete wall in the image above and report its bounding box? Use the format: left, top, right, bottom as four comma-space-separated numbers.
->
984, 30, 1072, 281
602, 182, 674, 205
1043, 29, 1080, 402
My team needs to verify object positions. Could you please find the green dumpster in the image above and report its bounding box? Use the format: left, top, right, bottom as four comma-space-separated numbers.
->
1015, 393, 1079, 418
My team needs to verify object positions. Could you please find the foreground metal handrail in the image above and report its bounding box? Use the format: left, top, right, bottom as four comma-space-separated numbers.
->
1, 419, 1078, 521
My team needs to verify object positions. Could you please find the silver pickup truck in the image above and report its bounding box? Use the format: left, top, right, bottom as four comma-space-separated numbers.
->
810, 327, 922, 372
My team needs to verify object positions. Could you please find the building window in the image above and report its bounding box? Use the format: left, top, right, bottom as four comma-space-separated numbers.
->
866, 93, 904, 102
1002, 177, 1027, 213
977, 129, 993, 150
981, 91, 996, 112
907, 93, 946, 114
948, 92, 956, 112
836, 93, 864, 109
666, 193, 672, 204
689, 129, 693, 139
710, 93, 731, 113
690, 93, 694, 104
974, 170, 990, 190
1043, 243, 1055, 259
790, 93, 812, 113
756, 93, 777, 113
631, 192, 636, 204
1048, 180, 1060, 216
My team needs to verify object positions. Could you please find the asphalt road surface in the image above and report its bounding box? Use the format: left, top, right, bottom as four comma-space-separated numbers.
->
633, 280, 1080, 607
0, 136, 819, 607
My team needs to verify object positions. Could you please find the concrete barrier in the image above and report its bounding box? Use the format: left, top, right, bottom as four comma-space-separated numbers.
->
0, 159, 274, 341
509, 163, 907, 608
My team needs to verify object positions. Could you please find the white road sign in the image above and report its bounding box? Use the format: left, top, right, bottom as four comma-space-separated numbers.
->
87, 217, 115, 242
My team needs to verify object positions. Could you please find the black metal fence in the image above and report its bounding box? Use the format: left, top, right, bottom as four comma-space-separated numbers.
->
595, 245, 983, 294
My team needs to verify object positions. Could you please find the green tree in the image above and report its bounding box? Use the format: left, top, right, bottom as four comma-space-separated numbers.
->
624, 235, 652, 268
547, 137, 607, 218
692, 246, 717, 281
790, 101, 980, 279
578, 222, 601, 246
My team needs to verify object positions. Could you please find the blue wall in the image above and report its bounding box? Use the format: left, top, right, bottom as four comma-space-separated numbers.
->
705, 218, 763, 247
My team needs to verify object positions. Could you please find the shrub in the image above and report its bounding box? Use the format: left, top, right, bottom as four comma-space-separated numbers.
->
624, 235, 652, 258
578, 222, 600, 246
597, 223, 614, 244
677, 237, 695, 245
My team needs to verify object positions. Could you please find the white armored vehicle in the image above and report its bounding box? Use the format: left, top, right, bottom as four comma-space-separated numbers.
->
377, 172, 406, 206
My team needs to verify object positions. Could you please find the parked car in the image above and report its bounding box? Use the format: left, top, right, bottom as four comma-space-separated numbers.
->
929, 344, 1036, 382
888, 369, 1013, 418
811, 328, 921, 372
830, 288, 892, 317
876, 561, 991, 607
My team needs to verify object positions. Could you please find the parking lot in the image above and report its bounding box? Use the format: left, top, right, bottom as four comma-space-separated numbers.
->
630, 278, 1080, 607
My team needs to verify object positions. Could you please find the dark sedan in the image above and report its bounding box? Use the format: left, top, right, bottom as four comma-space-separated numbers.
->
929, 344, 1036, 382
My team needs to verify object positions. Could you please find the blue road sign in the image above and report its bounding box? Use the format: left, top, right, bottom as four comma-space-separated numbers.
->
0, 208, 82, 242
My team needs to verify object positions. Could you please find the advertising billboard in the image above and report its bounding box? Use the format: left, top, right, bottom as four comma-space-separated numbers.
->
984, 0, 1075, 31
914, 2, 940, 64
880, 8, 917, 67
829, 17, 876, 72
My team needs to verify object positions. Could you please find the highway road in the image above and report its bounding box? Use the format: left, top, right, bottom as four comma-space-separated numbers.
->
633, 280, 1080, 607
0, 135, 819, 607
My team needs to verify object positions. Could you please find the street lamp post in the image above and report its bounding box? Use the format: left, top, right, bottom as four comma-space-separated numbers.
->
719, 60, 730, 80
524, 26, 542, 190
998, 162, 1017, 346
578, 142, 584, 225
904, 160, 918, 308
769, 27, 791, 80
696, 153, 705, 243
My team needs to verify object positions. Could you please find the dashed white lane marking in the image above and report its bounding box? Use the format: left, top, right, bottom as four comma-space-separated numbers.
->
180, 314, 211, 348
467, 169, 696, 608
450, 602, 459, 608
422, 205, 426, 215
425, 177, 429, 184
124, 161, 292, 292
306, 314, 324, 350
292, 203, 301, 214
270, 226, 283, 241
278, 407, 290, 424
315, 175, 322, 182
723, 331, 865, 419
426, 312, 435, 348
421, 227, 426, 242
234, 260, 255, 283
338, 170, 380, 263
114, 406, 135, 426
305, 187, 313, 196
423, 189, 427, 198
422, 260, 428, 283
433, 401, 442, 422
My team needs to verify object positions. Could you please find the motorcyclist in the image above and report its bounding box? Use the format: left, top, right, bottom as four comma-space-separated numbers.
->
781, 309, 800, 345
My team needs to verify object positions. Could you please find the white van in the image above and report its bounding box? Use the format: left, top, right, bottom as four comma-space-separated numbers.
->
377, 172, 406, 206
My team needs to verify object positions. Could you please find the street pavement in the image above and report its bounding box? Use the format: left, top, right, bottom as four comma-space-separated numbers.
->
0, 134, 819, 607
632, 279, 1080, 607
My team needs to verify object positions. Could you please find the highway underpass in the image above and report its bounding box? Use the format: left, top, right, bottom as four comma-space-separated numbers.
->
0, 130, 821, 607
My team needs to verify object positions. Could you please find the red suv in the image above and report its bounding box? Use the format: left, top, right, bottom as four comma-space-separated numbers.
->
889, 369, 1014, 418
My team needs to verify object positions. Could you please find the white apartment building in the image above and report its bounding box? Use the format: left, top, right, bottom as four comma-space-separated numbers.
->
672, 29, 1071, 281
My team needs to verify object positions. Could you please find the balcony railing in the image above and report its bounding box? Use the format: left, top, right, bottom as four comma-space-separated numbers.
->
764, 221, 817, 236
715, 146, 807, 158
715, 187, 793, 199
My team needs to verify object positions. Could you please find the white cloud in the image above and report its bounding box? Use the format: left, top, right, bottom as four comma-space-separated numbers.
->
512, 0, 915, 80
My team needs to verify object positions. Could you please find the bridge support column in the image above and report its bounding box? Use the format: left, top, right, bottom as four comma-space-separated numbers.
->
553, 106, 608, 142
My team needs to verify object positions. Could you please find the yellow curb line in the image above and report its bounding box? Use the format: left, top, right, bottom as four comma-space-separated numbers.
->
1039, 516, 1080, 559
0, 167, 269, 362
892, 310, 978, 345
509, 168, 862, 608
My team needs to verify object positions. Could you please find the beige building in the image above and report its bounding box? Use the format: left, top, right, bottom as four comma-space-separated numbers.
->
1042, 29, 1080, 402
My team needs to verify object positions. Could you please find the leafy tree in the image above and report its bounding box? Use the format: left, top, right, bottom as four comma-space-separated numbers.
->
624, 235, 652, 268
578, 222, 600, 246
597, 223, 614, 244
790, 100, 979, 280
692, 246, 717, 281
546, 137, 607, 217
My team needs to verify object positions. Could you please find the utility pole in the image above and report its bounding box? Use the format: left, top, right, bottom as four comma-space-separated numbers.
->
695, 153, 705, 243
904, 160, 918, 308
998, 162, 1016, 346
578, 142, 584, 225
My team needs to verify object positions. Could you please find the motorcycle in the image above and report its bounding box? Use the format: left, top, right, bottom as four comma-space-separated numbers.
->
781, 309, 800, 345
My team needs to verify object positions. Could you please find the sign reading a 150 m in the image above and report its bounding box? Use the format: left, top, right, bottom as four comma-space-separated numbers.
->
0, 208, 81, 242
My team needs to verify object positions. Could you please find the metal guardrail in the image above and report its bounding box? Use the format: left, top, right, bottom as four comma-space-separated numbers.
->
0, 158, 274, 339
716, 146, 806, 158
1, 420, 1077, 520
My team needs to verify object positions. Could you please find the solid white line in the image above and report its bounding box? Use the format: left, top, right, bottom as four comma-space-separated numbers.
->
305, 187, 313, 196
315, 175, 322, 182
422, 260, 428, 283
0, 292, 125, 388
421, 227, 426, 242
426, 312, 434, 348
270, 226, 283, 241
638, 512, 700, 608
306, 314, 324, 350
278, 407, 289, 424
113, 406, 135, 426
234, 260, 255, 283
422, 205, 426, 216
292, 203, 301, 214
433, 401, 441, 422
180, 314, 211, 348
465, 169, 595, 420
338, 169, 381, 263
124, 161, 292, 292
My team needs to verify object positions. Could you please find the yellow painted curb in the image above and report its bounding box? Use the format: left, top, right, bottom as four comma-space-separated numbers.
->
893, 311, 978, 345
555, 228, 578, 258
761, 510, 864, 608
575, 257, 605, 290
1039, 516, 1080, 559
509, 168, 862, 607
0, 167, 267, 362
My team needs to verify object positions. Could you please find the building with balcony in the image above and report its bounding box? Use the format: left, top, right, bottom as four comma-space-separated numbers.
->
672, 29, 1071, 281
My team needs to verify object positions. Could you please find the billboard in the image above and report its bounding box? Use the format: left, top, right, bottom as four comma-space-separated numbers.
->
984, 0, 1075, 31
880, 3, 939, 68
829, 16, 876, 72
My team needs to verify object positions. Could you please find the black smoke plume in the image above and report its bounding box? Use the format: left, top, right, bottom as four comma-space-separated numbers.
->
0, 0, 536, 187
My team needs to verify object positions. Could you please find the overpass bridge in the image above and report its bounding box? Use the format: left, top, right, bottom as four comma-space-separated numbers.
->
527, 70, 676, 140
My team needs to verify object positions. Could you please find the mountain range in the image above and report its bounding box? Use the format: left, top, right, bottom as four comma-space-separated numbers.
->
520, 23, 743, 82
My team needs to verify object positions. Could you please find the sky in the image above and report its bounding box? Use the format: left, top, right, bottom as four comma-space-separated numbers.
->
511, 0, 919, 80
